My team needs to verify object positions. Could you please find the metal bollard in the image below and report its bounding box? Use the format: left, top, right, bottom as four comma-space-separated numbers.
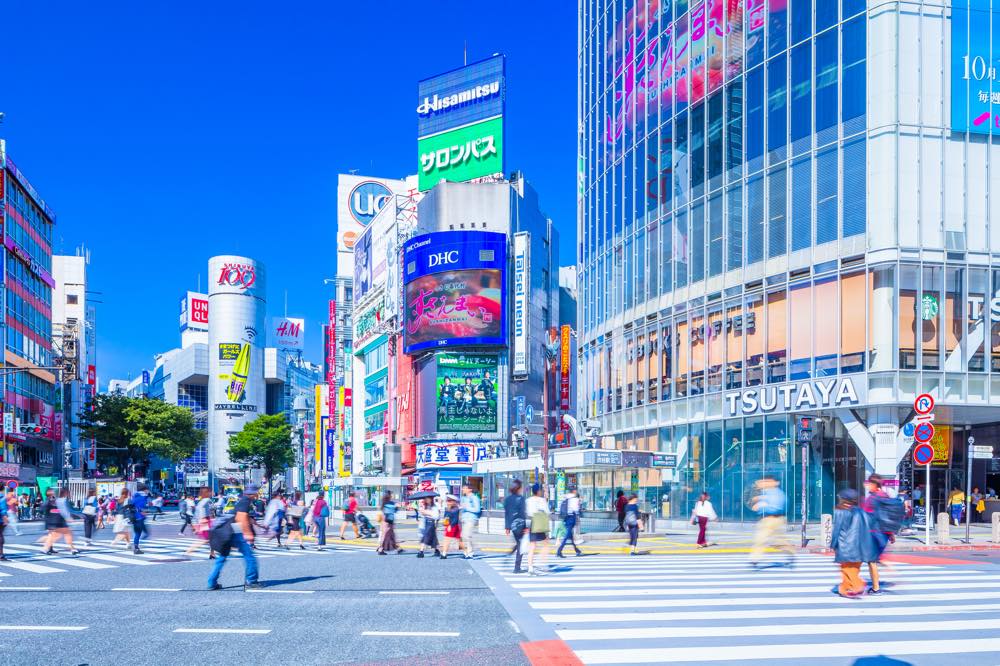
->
821, 513, 833, 548
936, 512, 951, 544
992, 512, 1000, 544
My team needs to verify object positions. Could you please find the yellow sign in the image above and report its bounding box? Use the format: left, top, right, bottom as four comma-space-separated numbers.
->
929, 424, 951, 466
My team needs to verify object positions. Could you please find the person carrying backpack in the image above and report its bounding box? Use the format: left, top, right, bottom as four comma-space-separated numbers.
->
862, 474, 901, 595
556, 488, 583, 558
339, 491, 359, 541
313, 493, 330, 550
830, 488, 879, 598
207, 484, 262, 590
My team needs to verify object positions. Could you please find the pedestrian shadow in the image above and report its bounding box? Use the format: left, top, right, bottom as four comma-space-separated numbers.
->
254, 575, 336, 586
852, 657, 913, 666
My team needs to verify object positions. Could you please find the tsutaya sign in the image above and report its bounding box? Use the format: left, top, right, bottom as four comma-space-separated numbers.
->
725, 378, 864, 418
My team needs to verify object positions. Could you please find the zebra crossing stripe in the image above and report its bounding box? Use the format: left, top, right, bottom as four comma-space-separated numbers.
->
518, 580, 1000, 598
45, 558, 116, 570
510, 573, 998, 589
572, 638, 1000, 664
0, 560, 66, 574
83, 553, 158, 566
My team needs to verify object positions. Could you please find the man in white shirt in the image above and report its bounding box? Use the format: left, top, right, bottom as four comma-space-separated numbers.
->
460, 486, 481, 559
556, 488, 583, 558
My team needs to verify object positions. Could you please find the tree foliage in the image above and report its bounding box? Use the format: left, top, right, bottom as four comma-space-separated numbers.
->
228, 414, 295, 493
76, 394, 205, 468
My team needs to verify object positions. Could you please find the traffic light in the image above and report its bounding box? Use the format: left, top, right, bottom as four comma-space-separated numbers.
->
797, 417, 814, 445
19, 424, 49, 436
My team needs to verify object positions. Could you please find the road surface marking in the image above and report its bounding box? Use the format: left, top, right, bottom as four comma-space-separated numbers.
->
0, 561, 66, 574
362, 631, 460, 637
573, 638, 1000, 664
83, 554, 157, 566
244, 589, 314, 594
0, 625, 87, 631
174, 628, 271, 635
518, 580, 1000, 598
47, 558, 116, 570
0, 587, 51, 591
112, 588, 181, 592
510, 573, 993, 589
378, 590, 450, 595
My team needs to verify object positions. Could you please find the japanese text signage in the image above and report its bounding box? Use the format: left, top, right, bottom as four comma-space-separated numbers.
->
435, 353, 498, 433
584, 450, 623, 467
559, 325, 571, 412
952, 1, 1000, 134
417, 54, 505, 138
512, 232, 530, 378
402, 231, 507, 353
415, 442, 486, 469
354, 297, 385, 348
418, 116, 504, 192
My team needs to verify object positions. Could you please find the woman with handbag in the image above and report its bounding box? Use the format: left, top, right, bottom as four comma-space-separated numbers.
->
525, 484, 550, 575
110, 489, 132, 548
82, 489, 99, 546
692, 492, 718, 548
417, 497, 441, 558
440, 496, 462, 559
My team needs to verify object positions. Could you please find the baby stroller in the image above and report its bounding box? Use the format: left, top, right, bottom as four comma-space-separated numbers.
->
356, 513, 378, 538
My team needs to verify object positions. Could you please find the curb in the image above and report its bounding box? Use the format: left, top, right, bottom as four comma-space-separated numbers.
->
807, 544, 1000, 554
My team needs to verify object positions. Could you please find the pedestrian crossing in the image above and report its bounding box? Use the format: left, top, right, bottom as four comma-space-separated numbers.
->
0, 535, 359, 579
486, 553, 1000, 665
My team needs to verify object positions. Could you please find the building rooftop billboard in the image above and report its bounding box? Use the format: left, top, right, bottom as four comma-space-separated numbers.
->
417, 54, 505, 139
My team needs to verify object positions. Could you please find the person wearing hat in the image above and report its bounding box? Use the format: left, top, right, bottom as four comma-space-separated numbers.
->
208, 484, 262, 590
829, 488, 877, 598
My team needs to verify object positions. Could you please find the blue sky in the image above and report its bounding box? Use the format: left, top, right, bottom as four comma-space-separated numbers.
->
1, 1, 577, 383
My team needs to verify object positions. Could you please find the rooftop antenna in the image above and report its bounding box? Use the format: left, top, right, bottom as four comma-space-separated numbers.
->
284, 289, 288, 317
464, 40, 467, 66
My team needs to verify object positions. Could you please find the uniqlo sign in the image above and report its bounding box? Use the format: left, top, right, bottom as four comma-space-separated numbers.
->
191, 298, 209, 324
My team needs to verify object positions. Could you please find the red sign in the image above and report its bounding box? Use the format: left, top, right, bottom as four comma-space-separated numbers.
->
559, 324, 571, 413
913, 442, 934, 465
191, 298, 209, 324
216, 262, 256, 290
914, 422, 935, 443
87, 365, 96, 385
327, 299, 337, 429
914, 393, 934, 415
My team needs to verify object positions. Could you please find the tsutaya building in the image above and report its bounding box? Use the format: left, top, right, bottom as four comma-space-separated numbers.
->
576, 0, 1000, 522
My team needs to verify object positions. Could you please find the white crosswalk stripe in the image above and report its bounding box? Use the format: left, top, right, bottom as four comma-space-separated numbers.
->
485, 553, 1000, 665
0, 535, 360, 579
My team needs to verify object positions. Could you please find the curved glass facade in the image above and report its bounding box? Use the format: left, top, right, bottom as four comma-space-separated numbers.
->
579, 1, 1000, 521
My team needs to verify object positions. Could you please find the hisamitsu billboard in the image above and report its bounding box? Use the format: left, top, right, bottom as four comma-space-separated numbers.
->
417, 54, 505, 139
952, 0, 1000, 134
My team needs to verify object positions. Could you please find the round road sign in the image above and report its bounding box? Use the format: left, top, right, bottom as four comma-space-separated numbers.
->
913, 442, 934, 465
914, 421, 935, 443
914, 393, 935, 415
5, 480, 16, 490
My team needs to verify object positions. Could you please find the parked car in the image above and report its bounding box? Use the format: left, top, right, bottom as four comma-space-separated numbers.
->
163, 492, 180, 507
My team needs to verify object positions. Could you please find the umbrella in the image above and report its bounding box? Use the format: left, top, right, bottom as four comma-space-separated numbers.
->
407, 490, 438, 500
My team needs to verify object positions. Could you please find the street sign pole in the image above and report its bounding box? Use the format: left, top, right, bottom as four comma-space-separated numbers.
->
926, 461, 931, 546
965, 436, 974, 544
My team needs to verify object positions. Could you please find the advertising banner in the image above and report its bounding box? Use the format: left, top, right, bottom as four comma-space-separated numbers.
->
415, 442, 485, 469
402, 231, 507, 353
270, 316, 305, 350
337, 175, 407, 252
417, 54, 505, 139
179, 291, 209, 331
952, 0, 1000, 134
435, 353, 498, 433
354, 225, 373, 300
418, 116, 504, 192
512, 232, 530, 377
327, 300, 337, 425
354, 295, 385, 349
560, 324, 571, 412
325, 429, 335, 472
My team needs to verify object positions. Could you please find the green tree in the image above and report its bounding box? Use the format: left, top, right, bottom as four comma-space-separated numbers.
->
228, 413, 295, 496
125, 398, 204, 463
76, 393, 143, 471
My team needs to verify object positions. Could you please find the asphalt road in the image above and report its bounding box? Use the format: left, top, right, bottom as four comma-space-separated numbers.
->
0, 520, 530, 666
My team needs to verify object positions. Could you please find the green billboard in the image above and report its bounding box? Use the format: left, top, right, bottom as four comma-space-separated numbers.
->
418, 116, 503, 192
436, 353, 498, 433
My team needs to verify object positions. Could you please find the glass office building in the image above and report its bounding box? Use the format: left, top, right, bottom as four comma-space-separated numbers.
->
578, 0, 1000, 521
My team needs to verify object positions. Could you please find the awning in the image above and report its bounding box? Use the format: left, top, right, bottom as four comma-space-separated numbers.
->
472, 454, 543, 474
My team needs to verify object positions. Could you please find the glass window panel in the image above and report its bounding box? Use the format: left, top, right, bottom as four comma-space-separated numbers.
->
705, 420, 724, 512
707, 0, 725, 95
746, 66, 765, 172
788, 282, 812, 380
768, 0, 787, 57
676, 316, 689, 397
767, 55, 788, 162
746, 0, 765, 69
814, 28, 838, 146
944, 267, 963, 358
899, 265, 919, 370
746, 292, 765, 386
726, 299, 745, 389
814, 276, 838, 376
747, 174, 765, 263
723, 419, 743, 521
709, 192, 724, 276
648, 221, 660, 299
708, 91, 724, 190
662, 321, 674, 399
791, 0, 811, 44
842, 17, 866, 136
675, 12, 690, 114
768, 165, 787, 258
726, 79, 744, 182
992, 270, 1000, 372
691, 103, 706, 197
662, 214, 674, 293
790, 156, 812, 251
727, 184, 743, 270
637, 226, 647, 304
816, 146, 838, 244
790, 42, 811, 154
816, 0, 837, 32
677, 208, 689, 287
766, 288, 788, 383
842, 0, 864, 19
691, 310, 706, 395
922, 266, 943, 370
707, 305, 724, 392
840, 271, 866, 373
648, 328, 659, 402
691, 1, 708, 105
725, 0, 745, 82
842, 136, 866, 238
743, 416, 764, 497
675, 111, 689, 206
661, 121, 674, 212
969, 269, 986, 372
637, 332, 647, 406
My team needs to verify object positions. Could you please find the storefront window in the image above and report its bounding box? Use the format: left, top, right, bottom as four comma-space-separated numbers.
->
743, 417, 764, 513
767, 289, 788, 383
676, 316, 689, 397
923, 266, 943, 370
707, 305, 724, 392
636, 332, 647, 406
626, 335, 635, 409
723, 420, 744, 521
992, 270, 1000, 372
648, 328, 659, 403
746, 292, 765, 386
814, 276, 838, 376
725, 300, 744, 389
841, 270, 866, 373
899, 264, 919, 370
661, 321, 673, 399
705, 421, 724, 515
690, 311, 705, 395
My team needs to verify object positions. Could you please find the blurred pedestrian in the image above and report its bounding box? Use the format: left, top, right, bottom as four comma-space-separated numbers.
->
460, 485, 480, 559
178, 494, 195, 536
185, 487, 215, 558
830, 488, 873, 598
948, 487, 965, 526
440, 496, 461, 559
0, 490, 8, 561
82, 489, 99, 546
339, 491, 360, 540
110, 489, 131, 548
417, 497, 441, 558
131, 484, 151, 554
614, 490, 627, 532
207, 484, 261, 590
42, 489, 80, 556
971, 487, 985, 523
749, 476, 795, 568
264, 492, 287, 549
285, 492, 306, 550
862, 474, 898, 595
376, 491, 399, 555
556, 487, 583, 558
625, 494, 643, 555
5, 491, 21, 536
312, 493, 329, 550
504, 480, 527, 573
691, 492, 717, 549
149, 493, 164, 521
526, 484, 550, 574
